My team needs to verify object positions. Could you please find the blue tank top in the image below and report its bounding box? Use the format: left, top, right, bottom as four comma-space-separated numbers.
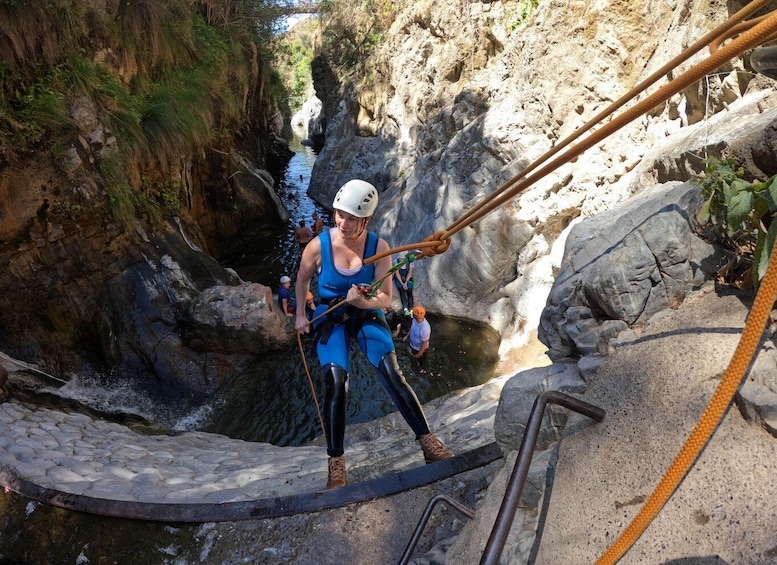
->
318, 228, 378, 300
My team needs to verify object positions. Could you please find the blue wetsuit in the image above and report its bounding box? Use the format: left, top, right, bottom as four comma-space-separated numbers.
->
313, 229, 430, 457
313, 229, 394, 368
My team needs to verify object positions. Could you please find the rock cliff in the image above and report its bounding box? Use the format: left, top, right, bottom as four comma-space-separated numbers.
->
0, 2, 295, 398
305, 0, 776, 356
297, 1, 777, 561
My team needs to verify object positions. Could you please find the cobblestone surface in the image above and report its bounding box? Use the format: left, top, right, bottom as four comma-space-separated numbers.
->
0, 375, 509, 502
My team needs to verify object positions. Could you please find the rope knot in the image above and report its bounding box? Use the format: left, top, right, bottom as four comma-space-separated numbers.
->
418, 231, 451, 258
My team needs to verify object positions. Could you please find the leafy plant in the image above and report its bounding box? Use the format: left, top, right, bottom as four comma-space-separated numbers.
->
696, 157, 777, 287
511, 0, 540, 31
0, 0, 298, 226
318, 0, 393, 71
50, 199, 83, 220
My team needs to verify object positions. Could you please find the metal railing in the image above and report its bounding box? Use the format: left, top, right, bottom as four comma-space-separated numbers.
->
400, 390, 605, 565
398, 494, 477, 565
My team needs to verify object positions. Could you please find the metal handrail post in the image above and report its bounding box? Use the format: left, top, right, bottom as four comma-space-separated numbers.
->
479, 390, 605, 565
399, 494, 477, 565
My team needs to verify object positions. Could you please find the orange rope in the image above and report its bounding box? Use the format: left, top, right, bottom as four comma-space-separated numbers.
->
442, 0, 776, 241
592, 10, 777, 562
296, 329, 326, 437
357, 5, 777, 562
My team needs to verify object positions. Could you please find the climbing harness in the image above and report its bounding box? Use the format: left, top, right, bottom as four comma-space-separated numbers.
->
295, 2, 777, 560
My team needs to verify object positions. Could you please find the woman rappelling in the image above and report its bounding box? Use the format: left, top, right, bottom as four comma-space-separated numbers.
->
294, 179, 453, 489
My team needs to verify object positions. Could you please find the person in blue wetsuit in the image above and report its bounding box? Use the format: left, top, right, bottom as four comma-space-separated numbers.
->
295, 179, 453, 489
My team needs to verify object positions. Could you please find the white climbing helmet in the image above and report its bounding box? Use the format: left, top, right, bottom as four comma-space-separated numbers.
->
332, 179, 378, 218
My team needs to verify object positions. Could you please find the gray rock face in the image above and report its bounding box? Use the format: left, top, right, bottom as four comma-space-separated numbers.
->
182, 282, 291, 355
291, 95, 325, 144
91, 227, 291, 400
539, 182, 728, 360
533, 286, 777, 565
304, 0, 757, 350
493, 359, 586, 454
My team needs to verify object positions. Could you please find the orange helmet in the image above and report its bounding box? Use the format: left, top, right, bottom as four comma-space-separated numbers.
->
412, 305, 426, 318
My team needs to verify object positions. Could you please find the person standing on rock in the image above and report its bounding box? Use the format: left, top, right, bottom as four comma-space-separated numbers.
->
295, 179, 453, 489
393, 252, 415, 315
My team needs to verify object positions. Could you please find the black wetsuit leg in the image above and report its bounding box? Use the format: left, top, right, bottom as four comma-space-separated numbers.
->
323, 363, 349, 457
396, 285, 409, 311
375, 352, 430, 439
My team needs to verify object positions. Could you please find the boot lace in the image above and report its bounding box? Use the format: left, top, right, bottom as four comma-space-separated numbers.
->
420, 434, 453, 463
326, 456, 347, 489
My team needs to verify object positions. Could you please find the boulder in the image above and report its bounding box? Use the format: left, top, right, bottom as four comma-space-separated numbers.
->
538, 182, 727, 360
182, 282, 291, 354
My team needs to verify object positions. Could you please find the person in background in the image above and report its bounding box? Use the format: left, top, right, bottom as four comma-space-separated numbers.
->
278, 275, 295, 317
295, 179, 453, 489
312, 212, 325, 235
294, 220, 314, 249
383, 307, 404, 338
393, 252, 415, 316
404, 305, 431, 359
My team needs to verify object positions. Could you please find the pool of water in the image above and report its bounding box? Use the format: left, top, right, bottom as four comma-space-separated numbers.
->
201, 312, 500, 446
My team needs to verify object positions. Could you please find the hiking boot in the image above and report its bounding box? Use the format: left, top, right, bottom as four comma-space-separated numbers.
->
326, 455, 347, 489
419, 433, 453, 464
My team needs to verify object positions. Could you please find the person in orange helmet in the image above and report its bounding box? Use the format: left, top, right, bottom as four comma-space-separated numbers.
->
404, 305, 431, 359
304, 291, 316, 320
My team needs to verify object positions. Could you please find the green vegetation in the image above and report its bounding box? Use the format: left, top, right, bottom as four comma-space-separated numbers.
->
317, 0, 396, 70
274, 19, 316, 113
696, 156, 777, 288
510, 0, 541, 31
0, 0, 293, 227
